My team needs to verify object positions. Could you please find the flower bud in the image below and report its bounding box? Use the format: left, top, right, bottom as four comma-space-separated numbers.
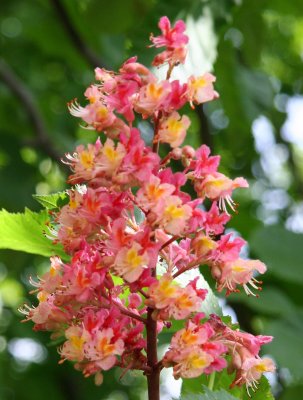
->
182, 145, 195, 159
171, 147, 182, 160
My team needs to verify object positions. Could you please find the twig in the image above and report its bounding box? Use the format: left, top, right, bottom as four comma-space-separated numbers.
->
160, 235, 179, 251
118, 306, 147, 324
139, 288, 149, 298
0, 58, 65, 166
104, 295, 147, 324
173, 254, 205, 279
50, 0, 106, 69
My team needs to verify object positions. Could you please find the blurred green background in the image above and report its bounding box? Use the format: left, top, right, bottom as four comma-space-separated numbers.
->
0, 0, 303, 399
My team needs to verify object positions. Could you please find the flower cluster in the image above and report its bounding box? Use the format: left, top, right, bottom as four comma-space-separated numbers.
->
21, 16, 274, 393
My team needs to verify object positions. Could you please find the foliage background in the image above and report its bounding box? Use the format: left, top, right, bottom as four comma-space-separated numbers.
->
0, 0, 303, 399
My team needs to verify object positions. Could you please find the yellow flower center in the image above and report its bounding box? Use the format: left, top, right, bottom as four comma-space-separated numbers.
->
126, 248, 144, 270
97, 337, 115, 355
167, 118, 183, 136
49, 265, 58, 277
192, 77, 207, 90
232, 264, 246, 273
255, 362, 268, 373
37, 291, 48, 302
189, 353, 210, 369
147, 83, 164, 100
69, 197, 79, 209
103, 144, 118, 162
88, 96, 97, 104
164, 204, 185, 220
80, 150, 94, 169
196, 236, 217, 252
70, 335, 84, 350
146, 184, 165, 201
158, 279, 177, 298
177, 294, 194, 309
181, 330, 198, 345
97, 106, 109, 119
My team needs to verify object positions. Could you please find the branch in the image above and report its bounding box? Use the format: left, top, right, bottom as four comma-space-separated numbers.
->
173, 254, 205, 279
195, 104, 214, 151
160, 235, 179, 251
50, 0, 107, 69
146, 307, 160, 400
0, 58, 66, 166
102, 295, 147, 324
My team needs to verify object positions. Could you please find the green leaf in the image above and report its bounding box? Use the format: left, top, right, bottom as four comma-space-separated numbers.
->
33, 191, 68, 210
181, 370, 274, 399
279, 384, 303, 400
229, 286, 296, 317
0, 208, 67, 260
250, 226, 303, 283
263, 314, 303, 381
181, 386, 238, 400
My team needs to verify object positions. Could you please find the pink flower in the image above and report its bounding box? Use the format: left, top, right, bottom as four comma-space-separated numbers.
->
163, 319, 227, 379
147, 274, 179, 309
187, 73, 219, 106
60, 326, 89, 362
151, 195, 192, 235
69, 100, 116, 131
150, 16, 189, 66
119, 57, 156, 86
106, 80, 138, 122
158, 168, 190, 203
212, 258, 267, 296
65, 138, 102, 184
158, 111, 191, 148
166, 80, 188, 111
114, 242, 150, 283
117, 129, 160, 186
195, 172, 249, 214
171, 347, 214, 379
191, 232, 218, 259
146, 275, 206, 320
136, 174, 175, 209
232, 356, 275, 394
190, 144, 220, 177
212, 234, 246, 263
85, 328, 124, 370
151, 17, 188, 49
200, 202, 230, 235
96, 138, 126, 177
134, 81, 171, 117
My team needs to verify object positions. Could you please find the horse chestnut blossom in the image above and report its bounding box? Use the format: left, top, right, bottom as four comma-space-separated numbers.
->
20, 17, 275, 399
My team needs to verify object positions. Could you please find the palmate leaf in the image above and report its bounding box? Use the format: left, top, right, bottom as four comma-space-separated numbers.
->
33, 191, 69, 210
0, 208, 68, 260
181, 386, 238, 400
181, 370, 274, 400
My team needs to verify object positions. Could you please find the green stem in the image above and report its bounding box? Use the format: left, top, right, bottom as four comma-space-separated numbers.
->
208, 372, 216, 391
